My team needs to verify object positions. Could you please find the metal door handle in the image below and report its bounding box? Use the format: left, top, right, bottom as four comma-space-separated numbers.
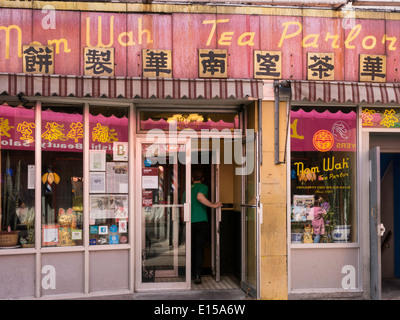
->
371, 206, 376, 218
216, 208, 221, 233
217, 208, 221, 223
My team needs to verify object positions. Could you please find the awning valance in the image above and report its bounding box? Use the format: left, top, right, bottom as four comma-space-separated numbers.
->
292, 80, 400, 104
0, 73, 262, 100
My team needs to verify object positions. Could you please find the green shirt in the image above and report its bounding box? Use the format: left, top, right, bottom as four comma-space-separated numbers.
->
191, 183, 208, 223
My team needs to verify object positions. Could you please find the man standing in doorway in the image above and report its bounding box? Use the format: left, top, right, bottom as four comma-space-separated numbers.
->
191, 169, 222, 285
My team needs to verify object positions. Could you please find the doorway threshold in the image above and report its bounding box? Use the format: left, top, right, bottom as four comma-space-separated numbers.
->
133, 288, 250, 300
191, 275, 240, 290
382, 278, 400, 300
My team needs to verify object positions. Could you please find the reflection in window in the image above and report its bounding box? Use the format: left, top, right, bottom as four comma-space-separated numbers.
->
141, 143, 187, 283
290, 107, 357, 244
140, 111, 239, 131
0, 105, 35, 248
89, 106, 129, 246
41, 106, 83, 247
362, 107, 400, 128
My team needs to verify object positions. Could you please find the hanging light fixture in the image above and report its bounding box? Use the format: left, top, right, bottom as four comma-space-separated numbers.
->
41, 170, 60, 185
167, 114, 204, 124
42, 169, 60, 193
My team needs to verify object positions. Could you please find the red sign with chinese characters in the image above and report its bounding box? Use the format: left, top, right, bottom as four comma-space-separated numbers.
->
0, 8, 399, 82
0, 104, 128, 153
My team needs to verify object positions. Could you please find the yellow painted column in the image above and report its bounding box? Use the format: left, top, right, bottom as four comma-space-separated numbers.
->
260, 100, 288, 300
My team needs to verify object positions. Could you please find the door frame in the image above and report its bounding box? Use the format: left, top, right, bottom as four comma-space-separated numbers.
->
135, 130, 251, 292
240, 131, 261, 299
190, 147, 221, 281
211, 152, 221, 282
366, 132, 400, 300
135, 136, 192, 291
369, 146, 382, 300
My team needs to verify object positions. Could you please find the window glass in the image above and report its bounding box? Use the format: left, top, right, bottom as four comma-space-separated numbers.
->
89, 106, 129, 246
140, 111, 239, 131
362, 107, 400, 128
290, 106, 357, 244
41, 106, 83, 247
141, 143, 187, 282
0, 104, 35, 248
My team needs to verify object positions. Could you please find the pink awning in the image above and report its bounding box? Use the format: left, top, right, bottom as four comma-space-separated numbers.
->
140, 118, 236, 131
0, 73, 262, 100
290, 108, 357, 152
0, 104, 128, 153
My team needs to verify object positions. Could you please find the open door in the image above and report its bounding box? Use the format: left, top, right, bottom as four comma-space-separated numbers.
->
370, 146, 382, 300
136, 138, 191, 290
211, 161, 221, 282
240, 131, 261, 298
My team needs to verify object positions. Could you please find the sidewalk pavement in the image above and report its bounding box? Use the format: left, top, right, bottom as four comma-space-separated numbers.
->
77, 289, 252, 300
73, 278, 400, 300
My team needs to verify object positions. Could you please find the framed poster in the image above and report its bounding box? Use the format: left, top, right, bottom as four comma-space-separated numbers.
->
42, 225, 59, 246
90, 172, 106, 193
89, 195, 128, 219
90, 195, 114, 219
142, 167, 158, 189
113, 141, 128, 161
90, 150, 106, 171
292, 195, 314, 222
106, 162, 128, 193
114, 195, 128, 219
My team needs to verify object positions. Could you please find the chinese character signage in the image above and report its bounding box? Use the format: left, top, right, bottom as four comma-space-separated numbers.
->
3, 10, 400, 82
0, 104, 128, 153
307, 53, 334, 81
362, 107, 400, 128
17, 121, 35, 142
359, 54, 386, 82
254, 51, 281, 79
92, 122, 118, 143
199, 49, 227, 78
23, 45, 54, 74
42, 121, 84, 143
142, 49, 172, 78
84, 47, 115, 76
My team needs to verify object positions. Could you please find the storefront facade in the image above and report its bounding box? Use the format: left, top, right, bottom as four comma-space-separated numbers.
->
0, 0, 399, 300
289, 81, 400, 300
0, 85, 263, 299
0, 2, 265, 298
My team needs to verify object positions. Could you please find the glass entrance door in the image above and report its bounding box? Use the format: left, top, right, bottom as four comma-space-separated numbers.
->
136, 138, 191, 290
370, 146, 382, 300
211, 161, 221, 282
240, 132, 260, 298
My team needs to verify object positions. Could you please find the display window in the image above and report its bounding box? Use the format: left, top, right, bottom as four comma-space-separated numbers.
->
88, 106, 129, 246
290, 106, 357, 244
0, 104, 35, 248
41, 106, 84, 247
0, 104, 130, 250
